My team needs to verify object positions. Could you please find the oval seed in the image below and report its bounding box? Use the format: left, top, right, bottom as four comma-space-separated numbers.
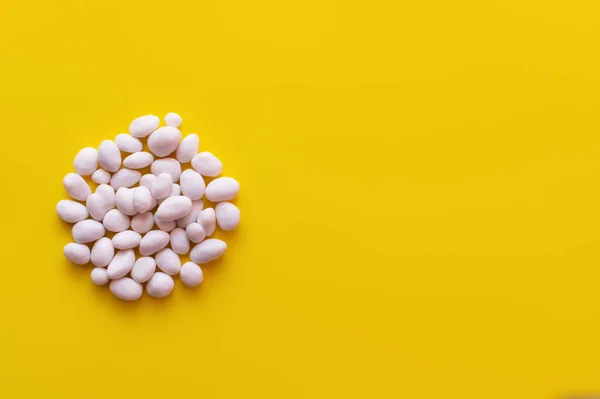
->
97, 140, 121, 172
164, 112, 182, 128
91, 237, 115, 267
147, 126, 182, 157
106, 249, 136, 279
155, 196, 192, 222
86, 193, 112, 221
110, 169, 141, 190
72, 219, 105, 243
192, 152, 222, 177
73, 147, 98, 175
63, 243, 91, 265
115, 133, 143, 153
129, 115, 159, 138
91, 169, 111, 184
216, 202, 240, 231
176, 134, 199, 163
102, 209, 130, 232
63, 173, 92, 201
131, 212, 154, 234
139, 230, 170, 256
123, 152, 154, 169
180, 262, 203, 288
56, 200, 88, 223
179, 169, 205, 200
112, 231, 142, 250
170, 228, 190, 255
110, 277, 143, 301
91, 268, 109, 285
155, 248, 181, 275
131, 257, 156, 283
204, 177, 239, 202
146, 272, 175, 298
186, 222, 206, 244
190, 239, 227, 264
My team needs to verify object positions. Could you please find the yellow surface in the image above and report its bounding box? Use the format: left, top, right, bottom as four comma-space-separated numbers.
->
0, 1, 600, 398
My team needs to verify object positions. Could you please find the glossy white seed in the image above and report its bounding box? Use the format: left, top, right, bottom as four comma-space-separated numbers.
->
154, 248, 181, 275
129, 115, 160, 138
91, 169, 111, 184
170, 228, 190, 255
115, 187, 136, 216
176, 134, 199, 163
139, 230, 170, 256
91, 237, 114, 267
91, 267, 109, 285
106, 249, 135, 279
56, 200, 88, 223
123, 152, 154, 169
97, 140, 121, 172
131, 257, 156, 283
154, 213, 176, 232
131, 212, 154, 234
176, 200, 203, 228
151, 158, 181, 182
72, 219, 105, 243
186, 222, 206, 244
112, 230, 142, 249
139, 174, 157, 189
165, 112, 182, 128
147, 126, 182, 157
115, 133, 143, 153
146, 272, 175, 298
198, 208, 216, 236
63, 173, 92, 201
151, 173, 173, 200
102, 209, 131, 232
110, 169, 141, 190
155, 196, 192, 222
86, 193, 112, 221
216, 202, 240, 231
110, 277, 143, 301
190, 239, 227, 264
205, 177, 239, 202
179, 169, 205, 200
133, 186, 153, 213
96, 184, 116, 207
73, 147, 98, 176
63, 243, 90, 265
180, 262, 204, 288
192, 152, 222, 177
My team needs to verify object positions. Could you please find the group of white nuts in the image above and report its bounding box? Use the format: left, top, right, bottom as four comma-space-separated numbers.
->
58, 113, 240, 300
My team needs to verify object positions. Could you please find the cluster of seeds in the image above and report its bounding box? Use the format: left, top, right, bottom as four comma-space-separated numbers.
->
58, 113, 240, 300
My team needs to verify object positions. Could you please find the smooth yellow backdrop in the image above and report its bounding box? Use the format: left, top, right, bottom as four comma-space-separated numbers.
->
0, 1, 599, 398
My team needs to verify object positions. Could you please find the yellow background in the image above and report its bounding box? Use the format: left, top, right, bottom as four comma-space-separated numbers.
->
0, 0, 599, 398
